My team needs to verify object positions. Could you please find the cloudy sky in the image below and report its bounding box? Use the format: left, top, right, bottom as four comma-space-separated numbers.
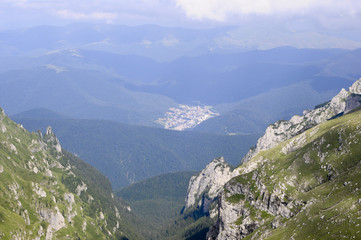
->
1, 0, 361, 33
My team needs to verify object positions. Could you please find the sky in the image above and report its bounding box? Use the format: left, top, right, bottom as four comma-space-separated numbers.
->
1, 0, 361, 34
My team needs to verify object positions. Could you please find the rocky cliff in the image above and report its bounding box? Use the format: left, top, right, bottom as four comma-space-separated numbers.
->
203, 78, 361, 239
183, 79, 361, 240
184, 157, 237, 217
0, 108, 139, 239
242, 78, 361, 163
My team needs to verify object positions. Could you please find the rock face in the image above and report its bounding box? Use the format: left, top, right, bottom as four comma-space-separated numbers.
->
44, 126, 62, 153
242, 78, 361, 163
204, 78, 361, 240
39, 206, 66, 240
344, 94, 361, 113
184, 157, 236, 211
207, 172, 300, 240
207, 110, 361, 239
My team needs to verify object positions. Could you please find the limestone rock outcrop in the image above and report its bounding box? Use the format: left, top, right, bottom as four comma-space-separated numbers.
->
188, 78, 361, 240
242, 78, 361, 163
184, 157, 237, 213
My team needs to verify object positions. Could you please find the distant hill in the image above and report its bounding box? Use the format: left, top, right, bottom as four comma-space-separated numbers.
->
194, 81, 340, 134
193, 48, 361, 134
11, 108, 70, 119
0, 66, 176, 126
12, 109, 260, 189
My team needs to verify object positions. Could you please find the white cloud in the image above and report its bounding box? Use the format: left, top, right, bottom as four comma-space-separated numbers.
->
1, 0, 361, 31
0, 0, 182, 26
175, 0, 361, 21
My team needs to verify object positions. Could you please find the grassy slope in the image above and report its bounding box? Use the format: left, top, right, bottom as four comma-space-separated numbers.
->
226, 109, 361, 239
0, 110, 141, 239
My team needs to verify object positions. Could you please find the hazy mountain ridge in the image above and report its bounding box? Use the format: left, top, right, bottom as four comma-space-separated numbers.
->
194, 48, 361, 134
2, 45, 360, 134
0, 24, 360, 61
194, 81, 338, 134
0, 108, 141, 239
0, 66, 176, 127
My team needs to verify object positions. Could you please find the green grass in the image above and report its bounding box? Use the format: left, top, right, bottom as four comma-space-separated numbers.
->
0, 110, 142, 239
226, 193, 245, 204
222, 109, 361, 240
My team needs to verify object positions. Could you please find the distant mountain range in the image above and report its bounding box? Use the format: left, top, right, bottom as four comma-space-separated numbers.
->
2, 24, 361, 135
1, 23, 361, 61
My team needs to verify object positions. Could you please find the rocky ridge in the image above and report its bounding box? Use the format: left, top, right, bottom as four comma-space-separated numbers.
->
0, 108, 137, 239
183, 78, 361, 240
207, 107, 361, 239
242, 78, 361, 163
203, 79, 361, 239
183, 79, 361, 217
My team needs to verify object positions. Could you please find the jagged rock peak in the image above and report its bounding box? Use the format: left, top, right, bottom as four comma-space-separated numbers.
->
242, 78, 361, 164
46, 126, 55, 136
184, 157, 237, 210
44, 126, 62, 153
349, 78, 361, 94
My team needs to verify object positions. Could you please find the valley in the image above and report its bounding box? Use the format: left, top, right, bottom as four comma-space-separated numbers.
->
12, 108, 259, 188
